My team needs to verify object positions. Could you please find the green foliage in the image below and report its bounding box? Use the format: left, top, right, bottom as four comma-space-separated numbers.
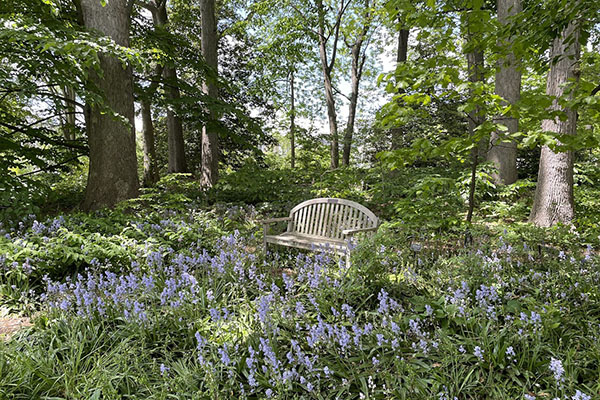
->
1, 204, 599, 399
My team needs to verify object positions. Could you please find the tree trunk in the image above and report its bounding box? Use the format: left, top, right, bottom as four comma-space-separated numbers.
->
152, 3, 187, 174
390, 26, 409, 151
487, 0, 521, 185
200, 0, 219, 186
290, 70, 296, 169
397, 28, 409, 64
316, 0, 341, 169
141, 65, 163, 187
141, 98, 159, 187
529, 20, 581, 227
342, 2, 370, 167
342, 35, 367, 166
63, 86, 76, 141
79, 0, 139, 211
465, 39, 485, 223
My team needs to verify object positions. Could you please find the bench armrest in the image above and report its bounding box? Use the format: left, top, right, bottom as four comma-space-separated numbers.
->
342, 226, 379, 236
260, 217, 292, 225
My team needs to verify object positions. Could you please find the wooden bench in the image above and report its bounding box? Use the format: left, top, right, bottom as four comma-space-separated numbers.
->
261, 198, 379, 265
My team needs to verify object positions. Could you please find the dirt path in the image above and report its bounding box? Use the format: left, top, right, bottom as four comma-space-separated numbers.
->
0, 316, 32, 341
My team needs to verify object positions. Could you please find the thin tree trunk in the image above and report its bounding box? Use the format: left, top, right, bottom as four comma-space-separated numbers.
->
152, 3, 187, 173
342, 2, 370, 167
390, 26, 409, 151
465, 40, 485, 223
316, 0, 342, 169
290, 70, 296, 169
141, 98, 159, 186
63, 86, 76, 140
342, 43, 366, 166
200, 0, 219, 186
79, 0, 139, 211
529, 19, 581, 226
141, 65, 163, 187
487, 0, 521, 185
397, 28, 409, 64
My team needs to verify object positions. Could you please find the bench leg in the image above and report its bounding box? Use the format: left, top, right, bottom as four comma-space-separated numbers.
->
345, 251, 351, 269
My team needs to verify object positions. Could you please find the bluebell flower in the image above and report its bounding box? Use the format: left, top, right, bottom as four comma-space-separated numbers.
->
549, 357, 565, 385
160, 363, 169, 375
572, 390, 591, 400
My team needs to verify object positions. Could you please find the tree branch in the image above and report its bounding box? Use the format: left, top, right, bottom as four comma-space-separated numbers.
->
332, 85, 351, 101
135, 0, 157, 13
17, 155, 85, 177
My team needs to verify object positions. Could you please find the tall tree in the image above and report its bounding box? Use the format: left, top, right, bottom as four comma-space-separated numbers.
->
78, 0, 139, 210
529, 17, 582, 226
389, 10, 409, 151
289, 69, 296, 169
315, 0, 348, 169
142, 0, 188, 173
342, 0, 372, 166
200, 0, 219, 186
487, 0, 521, 185
464, 9, 486, 223
140, 65, 163, 187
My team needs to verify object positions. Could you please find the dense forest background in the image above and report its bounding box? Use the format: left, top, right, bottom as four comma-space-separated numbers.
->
2, 0, 599, 230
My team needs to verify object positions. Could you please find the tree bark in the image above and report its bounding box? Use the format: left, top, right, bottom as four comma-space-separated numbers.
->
151, 2, 187, 173
63, 86, 77, 141
316, 0, 342, 169
141, 65, 163, 187
342, 2, 370, 167
529, 19, 581, 227
465, 25, 485, 223
200, 0, 219, 186
80, 0, 139, 211
290, 70, 296, 169
390, 25, 409, 151
487, 0, 521, 185
397, 28, 409, 64
141, 99, 159, 186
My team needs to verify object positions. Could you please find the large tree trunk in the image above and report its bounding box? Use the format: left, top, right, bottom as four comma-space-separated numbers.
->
316, 0, 341, 169
200, 0, 219, 186
290, 70, 296, 169
487, 0, 521, 185
79, 0, 139, 211
529, 20, 581, 227
152, 3, 187, 173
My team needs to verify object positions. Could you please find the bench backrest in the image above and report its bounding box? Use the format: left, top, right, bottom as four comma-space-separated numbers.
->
287, 198, 378, 240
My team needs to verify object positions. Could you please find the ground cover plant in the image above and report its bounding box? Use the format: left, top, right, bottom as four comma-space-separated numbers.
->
1, 188, 599, 399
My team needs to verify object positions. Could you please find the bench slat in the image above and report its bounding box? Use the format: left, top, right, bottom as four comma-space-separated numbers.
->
322, 203, 331, 237
331, 202, 340, 238
299, 206, 306, 234
311, 204, 321, 236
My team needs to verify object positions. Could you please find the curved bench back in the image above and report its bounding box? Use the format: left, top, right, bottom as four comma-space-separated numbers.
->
288, 198, 378, 240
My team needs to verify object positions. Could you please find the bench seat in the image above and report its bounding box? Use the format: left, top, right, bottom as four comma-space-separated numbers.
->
264, 232, 348, 255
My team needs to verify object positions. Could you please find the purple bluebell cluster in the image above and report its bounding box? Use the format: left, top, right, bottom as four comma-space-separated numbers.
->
3, 204, 597, 399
